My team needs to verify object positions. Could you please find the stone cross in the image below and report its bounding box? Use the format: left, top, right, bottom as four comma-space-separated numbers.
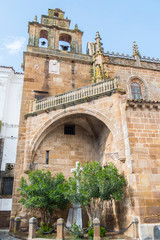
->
66, 161, 83, 228
71, 161, 83, 174
71, 161, 83, 192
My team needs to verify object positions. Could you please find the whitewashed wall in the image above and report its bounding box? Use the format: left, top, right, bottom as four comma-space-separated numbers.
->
0, 199, 12, 211
0, 67, 23, 212
0, 67, 24, 171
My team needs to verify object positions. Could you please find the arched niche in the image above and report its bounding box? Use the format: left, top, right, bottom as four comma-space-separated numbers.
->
29, 113, 117, 178
59, 33, 71, 51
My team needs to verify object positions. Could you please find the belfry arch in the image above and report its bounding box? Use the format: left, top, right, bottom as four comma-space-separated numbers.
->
39, 29, 48, 48
59, 33, 72, 51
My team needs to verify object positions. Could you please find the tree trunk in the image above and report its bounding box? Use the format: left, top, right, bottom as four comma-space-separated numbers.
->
85, 206, 92, 225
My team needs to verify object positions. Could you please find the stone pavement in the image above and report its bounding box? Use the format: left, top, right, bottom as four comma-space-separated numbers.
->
0, 230, 20, 240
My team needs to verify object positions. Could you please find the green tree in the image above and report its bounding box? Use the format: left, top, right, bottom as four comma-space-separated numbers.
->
66, 161, 125, 224
18, 170, 69, 224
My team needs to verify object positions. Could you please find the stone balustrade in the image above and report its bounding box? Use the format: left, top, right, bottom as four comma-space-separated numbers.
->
31, 79, 118, 113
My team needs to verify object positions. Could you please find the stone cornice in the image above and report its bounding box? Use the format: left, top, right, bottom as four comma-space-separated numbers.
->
104, 53, 160, 71
105, 51, 160, 64
41, 14, 71, 23
126, 99, 160, 110
28, 21, 83, 34
24, 47, 92, 64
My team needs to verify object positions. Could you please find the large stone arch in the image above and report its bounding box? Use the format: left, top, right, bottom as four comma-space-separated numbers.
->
24, 107, 124, 172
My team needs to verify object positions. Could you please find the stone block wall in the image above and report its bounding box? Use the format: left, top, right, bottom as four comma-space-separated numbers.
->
23, 51, 92, 98
126, 103, 160, 224
34, 124, 97, 179
103, 57, 160, 101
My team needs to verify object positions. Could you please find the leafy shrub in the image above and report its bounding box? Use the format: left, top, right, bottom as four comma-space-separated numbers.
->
18, 170, 69, 225
70, 222, 83, 239
38, 222, 53, 233
100, 226, 107, 237
66, 162, 126, 224
36, 222, 56, 239
88, 227, 94, 238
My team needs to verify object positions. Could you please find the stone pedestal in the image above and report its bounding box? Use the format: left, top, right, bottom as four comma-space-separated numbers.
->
57, 218, 64, 240
93, 218, 101, 240
66, 203, 82, 228
132, 217, 139, 239
28, 217, 37, 239
13, 217, 21, 234
10, 215, 15, 232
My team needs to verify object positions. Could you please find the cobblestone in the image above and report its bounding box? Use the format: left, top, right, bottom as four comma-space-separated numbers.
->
0, 230, 20, 240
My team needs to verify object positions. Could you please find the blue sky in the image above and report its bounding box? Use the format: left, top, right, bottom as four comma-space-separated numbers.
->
0, 0, 160, 72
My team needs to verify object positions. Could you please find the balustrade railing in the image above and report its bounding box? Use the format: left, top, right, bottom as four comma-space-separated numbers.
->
31, 79, 118, 113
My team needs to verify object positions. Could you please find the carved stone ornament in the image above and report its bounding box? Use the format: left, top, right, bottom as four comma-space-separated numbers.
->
49, 60, 60, 74
34, 64, 39, 69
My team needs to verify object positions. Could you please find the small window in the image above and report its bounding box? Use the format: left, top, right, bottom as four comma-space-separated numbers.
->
71, 61, 75, 75
35, 95, 46, 101
46, 151, 49, 164
2, 177, 14, 195
64, 125, 75, 135
131, 82, 142, 100
54, 12, 59, 17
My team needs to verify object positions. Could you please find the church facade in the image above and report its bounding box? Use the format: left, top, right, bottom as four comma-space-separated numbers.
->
11, 8, 160, 238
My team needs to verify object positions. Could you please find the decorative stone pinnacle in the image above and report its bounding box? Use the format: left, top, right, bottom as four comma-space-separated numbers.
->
34, 15, 37, 22
95, 32, 104, 54
95, 31, 101, 40
74, 24, 79, 30
133, 41, 141, 57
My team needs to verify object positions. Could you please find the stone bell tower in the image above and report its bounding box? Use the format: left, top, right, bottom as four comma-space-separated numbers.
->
28, 8, 83, 53
22, 8, 91, 100
11, 8, 92, 221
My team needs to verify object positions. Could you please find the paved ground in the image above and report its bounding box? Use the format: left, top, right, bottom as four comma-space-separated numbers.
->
0, 230, 20, 240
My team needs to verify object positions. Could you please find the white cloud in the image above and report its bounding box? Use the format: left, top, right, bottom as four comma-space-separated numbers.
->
4, 36, 26, 55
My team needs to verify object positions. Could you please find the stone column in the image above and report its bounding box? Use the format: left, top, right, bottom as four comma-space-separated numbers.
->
57, 218, 64, 240
10, 215, 15, 232
13, 217, 21, 234
93, 218, 101, 240
132, 217, 139, 239
28, 217, 37, 239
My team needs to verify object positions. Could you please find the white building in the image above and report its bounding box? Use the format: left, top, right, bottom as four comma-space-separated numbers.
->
0, 66, 23, 227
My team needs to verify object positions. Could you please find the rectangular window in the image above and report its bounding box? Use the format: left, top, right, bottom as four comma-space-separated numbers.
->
46, 150, 49, 164
64, 124, 75, 135
35, 95, 46, 101
71, 62, 75, 75
34, 90, 48, 101
2, 177, 14, 195
131, 82, 142, 100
